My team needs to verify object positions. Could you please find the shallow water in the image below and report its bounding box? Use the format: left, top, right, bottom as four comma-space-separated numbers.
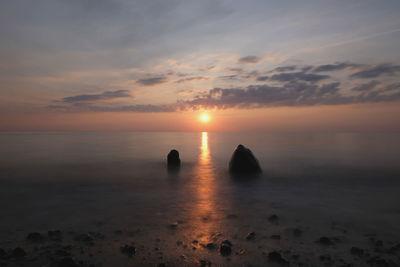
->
0, 132, 400, 266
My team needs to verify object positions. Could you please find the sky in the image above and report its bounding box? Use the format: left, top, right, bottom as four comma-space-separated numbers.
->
1, 0, 400, 132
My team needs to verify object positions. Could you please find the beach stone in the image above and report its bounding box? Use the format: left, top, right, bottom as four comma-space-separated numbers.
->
198, 259, 212, 267
246, 232, 256, 240
268, 251, 289, 265
206, 243, 216, 249
26, 232, 43, 242
292, 228, 302, 237
167, 149, 181, 167
57, 257, 79, 267
74, 233, 93, 243
120, 245, 136, 257
48, 230, 62, 241
12, 247, 26, 258
268, 214, 279, 223
317, 236, 334, 245
0, 248, 8, 259
350, 246, 364, 256
229, 144, 261, 173
220, 240, 232, 256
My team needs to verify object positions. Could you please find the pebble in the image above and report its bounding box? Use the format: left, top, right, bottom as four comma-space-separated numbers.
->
12, 247, 26, 258
268, 214, 279, 223
120, 245, 136, 257
268, 251, 289, 265
317, 236, 334, 245
246, 232, 256, 240
220, 240, 232, 256
26, 232, 43, 242
350, 246, 364, 256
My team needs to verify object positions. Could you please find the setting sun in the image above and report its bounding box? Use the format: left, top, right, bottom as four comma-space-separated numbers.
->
201, 114, 210, 122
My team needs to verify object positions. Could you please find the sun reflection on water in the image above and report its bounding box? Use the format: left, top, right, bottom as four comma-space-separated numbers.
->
189, 132, 220, 244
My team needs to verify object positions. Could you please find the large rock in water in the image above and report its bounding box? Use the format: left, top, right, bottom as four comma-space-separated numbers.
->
229, 144, 261, 173
167, 149, 181, 167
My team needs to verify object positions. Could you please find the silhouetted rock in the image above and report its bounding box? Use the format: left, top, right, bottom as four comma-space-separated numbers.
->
26, 232, 43, 242
246, 232, 256, 240
350, 247, 364, 256
167, 149, 181, 168
120, 244, 136, 257
220, 240, 232, 256
57, 257, 79, 267
268, 251, 289, 265
229, 144, 261, 173
317, 236, 334, 245
48, 230, 62, 241
0, 248, 8, 259
12, 247, 26, 258
268, 214, 279, 223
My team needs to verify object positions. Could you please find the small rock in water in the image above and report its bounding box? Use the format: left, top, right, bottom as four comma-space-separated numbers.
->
12, 247, 26, 258
48, 230, 62, 241
292, 228, 302, 237
268, 214, 279, 223
74, 233, 94, 243
206, 243, 216, 249
229, 144, 261, 173
317, 236, 334, 245
367, 256, 388, 266
57, 257, 79, 267
169, 222, 179, 229
246, 232, 256, 240
350, 246, 364, 256
0, 248, 8, 259
167, 149, 181, 167
387, 243, 400, 254
26, 232, 43, 242
268, 251, 289, 265
198, 259, 212, 267
120, 245, 136, 257
220, 240, 232, 256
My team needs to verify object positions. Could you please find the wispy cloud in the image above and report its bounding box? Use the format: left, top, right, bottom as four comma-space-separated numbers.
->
270, 72, 330, 82
175, 76, 209, 83
351, 64, 400, 79
313, 62, 361, 72
238, 56, 260, 64
136, 77, 167, 86
62, 90, 131, 103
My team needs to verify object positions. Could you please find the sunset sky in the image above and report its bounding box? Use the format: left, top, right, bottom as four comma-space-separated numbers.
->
1, 0, 400, 132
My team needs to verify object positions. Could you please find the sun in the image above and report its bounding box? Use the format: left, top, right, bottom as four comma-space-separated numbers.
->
201, 114, 210, 122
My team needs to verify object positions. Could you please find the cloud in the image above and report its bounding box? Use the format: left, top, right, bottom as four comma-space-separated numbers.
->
238, 56, 260, 64
256, 76, 269, 81
179, 81, 400, 110
351, 80, 380, 91
313, 62, 361, 72
272, 66, 297, 72
351, 64, 400, 78
88, 104, 175, 112
61, 90, 131, 103
270, 72, 330, 82
136, 77, 167, 86
175, 76, 209, 83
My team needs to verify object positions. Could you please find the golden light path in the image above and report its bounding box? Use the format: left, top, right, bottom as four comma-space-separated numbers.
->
190, 131, 219, 245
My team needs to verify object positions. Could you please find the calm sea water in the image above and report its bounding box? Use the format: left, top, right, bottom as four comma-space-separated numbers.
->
0, 132, 400, 264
